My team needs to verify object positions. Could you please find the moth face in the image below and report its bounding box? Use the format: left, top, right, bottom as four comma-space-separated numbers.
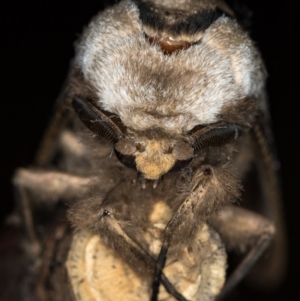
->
115, 137, 193, 180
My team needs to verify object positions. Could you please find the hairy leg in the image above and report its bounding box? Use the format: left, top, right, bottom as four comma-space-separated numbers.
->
13, 168, 98, 257
68, 182, 189, 301
210, 205, 275, 300
151, 165, 241, 301
251, 125, 287, 287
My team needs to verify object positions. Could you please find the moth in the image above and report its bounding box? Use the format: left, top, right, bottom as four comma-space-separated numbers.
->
13, 1, 286, 301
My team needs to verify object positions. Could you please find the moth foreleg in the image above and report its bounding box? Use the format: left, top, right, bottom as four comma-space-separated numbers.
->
151, 165, 241, 301
104, 213, 189, 301
211, 206, 276, 300
70, 197, 189, 301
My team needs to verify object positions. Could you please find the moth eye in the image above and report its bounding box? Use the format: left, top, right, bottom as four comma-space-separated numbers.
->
135, 143, 145, 152
114, 148, 136, 170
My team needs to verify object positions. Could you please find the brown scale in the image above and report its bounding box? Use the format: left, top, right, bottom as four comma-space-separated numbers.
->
148, 36, 192, 55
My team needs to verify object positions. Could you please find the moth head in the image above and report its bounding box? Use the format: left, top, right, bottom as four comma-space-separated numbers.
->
73, 97, 244, 181
115, 137, 193, 180
72, 97, 193, 180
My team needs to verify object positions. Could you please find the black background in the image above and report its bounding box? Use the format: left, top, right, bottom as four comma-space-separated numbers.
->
1, 0, 299, 300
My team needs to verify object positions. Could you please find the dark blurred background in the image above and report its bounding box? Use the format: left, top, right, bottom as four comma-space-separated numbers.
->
1, 0, 299, 300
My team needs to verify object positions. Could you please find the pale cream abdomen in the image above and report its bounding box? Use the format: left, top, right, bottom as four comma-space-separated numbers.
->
66, 202, 227, 301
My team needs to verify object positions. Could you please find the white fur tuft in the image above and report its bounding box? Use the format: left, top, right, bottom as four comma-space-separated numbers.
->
75, 0, 266, 134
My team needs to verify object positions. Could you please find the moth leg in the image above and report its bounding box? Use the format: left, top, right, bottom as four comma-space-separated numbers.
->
210, 205, 276, 300
252, 125, 287, 287
13, 168, 97, 204
151, 169, 209, 301
13, 180, 40, 258
34, 77, 73, 167
58, 129, 87, 159
13, 168, 97, 257
87, 202, 189, 301
151, 165, 240, 301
